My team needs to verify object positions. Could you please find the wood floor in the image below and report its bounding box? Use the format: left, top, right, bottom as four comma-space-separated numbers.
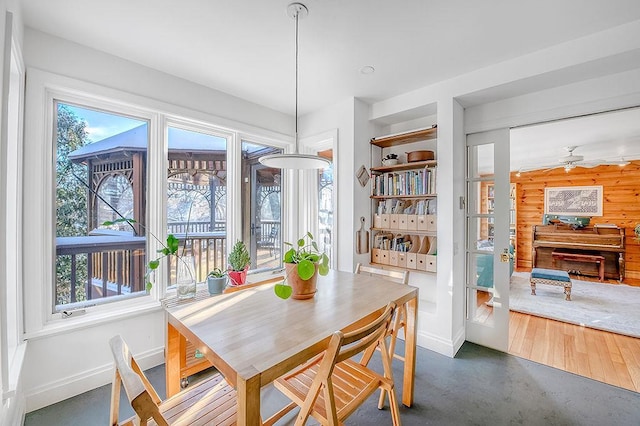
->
474, 279, 640, 393
508, 311, 640, 393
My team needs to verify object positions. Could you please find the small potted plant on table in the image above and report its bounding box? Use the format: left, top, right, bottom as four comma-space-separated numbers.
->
275, 232, 330, 300
206, 268, 227, 295
228, 240, 251, 286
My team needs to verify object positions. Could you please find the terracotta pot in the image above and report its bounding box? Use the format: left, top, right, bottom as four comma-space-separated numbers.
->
285, 262, 318, 300
406, 150, 434, 162
228, 267, 248, 286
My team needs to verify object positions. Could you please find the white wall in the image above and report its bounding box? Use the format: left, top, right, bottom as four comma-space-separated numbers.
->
300, 97, 376, 273
20, 29, 295, 412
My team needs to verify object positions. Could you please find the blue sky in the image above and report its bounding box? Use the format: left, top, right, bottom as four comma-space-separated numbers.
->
65, 104, 145, 143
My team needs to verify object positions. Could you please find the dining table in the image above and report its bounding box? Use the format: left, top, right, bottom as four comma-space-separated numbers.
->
164, 269, 418, 425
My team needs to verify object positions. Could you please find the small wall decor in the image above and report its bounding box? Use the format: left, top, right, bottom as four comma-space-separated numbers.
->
544, 185, 603, 216
356, 165, 369, 187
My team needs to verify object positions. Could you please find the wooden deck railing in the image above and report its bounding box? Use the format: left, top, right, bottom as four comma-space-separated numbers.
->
56, 232, 227, 303
56, 235, 146, 303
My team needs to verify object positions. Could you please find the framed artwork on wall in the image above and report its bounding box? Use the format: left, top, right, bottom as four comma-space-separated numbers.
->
544, 185, 603, 216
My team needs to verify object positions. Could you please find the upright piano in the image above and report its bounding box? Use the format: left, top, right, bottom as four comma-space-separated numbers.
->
532, 224, 625, 281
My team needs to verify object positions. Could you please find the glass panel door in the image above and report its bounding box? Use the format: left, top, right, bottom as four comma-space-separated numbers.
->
466, 129, 511, 351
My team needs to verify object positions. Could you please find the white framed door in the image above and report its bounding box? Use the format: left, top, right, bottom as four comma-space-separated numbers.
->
465, 129, 511, 351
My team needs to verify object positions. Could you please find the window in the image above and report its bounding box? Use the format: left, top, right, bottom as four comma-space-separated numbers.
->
241, 140, 283, 271
54, 103, 148, 309
166, 125, 228, 283
317, 150, 333, 260
23, 69, 290, 334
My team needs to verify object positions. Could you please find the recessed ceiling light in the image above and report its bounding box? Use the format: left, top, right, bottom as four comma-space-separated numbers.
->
360, 65, 375, 75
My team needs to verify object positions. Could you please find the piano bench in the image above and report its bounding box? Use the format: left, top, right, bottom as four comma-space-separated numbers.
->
530, 268, 572, 301
551, 251, 605, 282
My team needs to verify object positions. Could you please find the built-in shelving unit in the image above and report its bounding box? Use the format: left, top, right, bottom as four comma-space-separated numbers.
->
369, 126, 438, 273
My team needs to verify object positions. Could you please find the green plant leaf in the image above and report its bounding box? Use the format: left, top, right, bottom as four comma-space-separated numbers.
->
148, 260, 160, 270
318, 262, 329, 276
102, 220, 114, 226
297, 238, 305, 247
159, 248, 170, 255
306, 231, 314, 240
274, 283, 292, 299
166, 234, 180, 254
312, 241, 319, 251
283, 248, 295, 263
297, 259, 316, 280
145, 281, 153, 292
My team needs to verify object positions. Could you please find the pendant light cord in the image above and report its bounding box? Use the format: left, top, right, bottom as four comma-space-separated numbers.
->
294, 9, 299, 154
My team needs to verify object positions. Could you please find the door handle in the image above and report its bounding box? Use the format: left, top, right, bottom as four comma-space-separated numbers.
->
500, 248, 513, 263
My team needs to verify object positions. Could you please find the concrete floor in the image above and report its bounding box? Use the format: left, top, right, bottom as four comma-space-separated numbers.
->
24, 341, 640, 425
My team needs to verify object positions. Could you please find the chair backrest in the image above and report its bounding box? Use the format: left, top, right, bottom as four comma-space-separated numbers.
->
354, 263, 409, 285
334, 302, 396, 364
109, 335, 167, 426
222, 275, 284, 293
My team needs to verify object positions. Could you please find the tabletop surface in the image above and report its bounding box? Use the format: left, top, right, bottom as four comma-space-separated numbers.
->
165, 269, 418, 385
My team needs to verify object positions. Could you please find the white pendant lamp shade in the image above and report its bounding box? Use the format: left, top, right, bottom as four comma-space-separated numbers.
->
259, 152, 330, 169
258, 2, 331, 170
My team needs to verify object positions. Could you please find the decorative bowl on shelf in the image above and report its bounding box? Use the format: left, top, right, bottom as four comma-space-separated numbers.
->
382, 158, 399, 166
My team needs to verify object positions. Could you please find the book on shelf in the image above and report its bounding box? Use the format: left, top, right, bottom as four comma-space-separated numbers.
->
371, 166, 437, 196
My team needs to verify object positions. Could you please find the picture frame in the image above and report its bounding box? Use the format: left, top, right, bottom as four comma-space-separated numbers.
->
544, 185, 603, 216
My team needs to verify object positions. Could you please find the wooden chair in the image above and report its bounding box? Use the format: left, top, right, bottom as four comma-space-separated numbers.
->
355, 263, 409, 408
109, 335, 237, 425
355, 263, 409, 361
265, 302, 401, 426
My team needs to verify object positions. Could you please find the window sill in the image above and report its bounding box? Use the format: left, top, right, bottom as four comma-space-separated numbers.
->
24, 296, 164, 341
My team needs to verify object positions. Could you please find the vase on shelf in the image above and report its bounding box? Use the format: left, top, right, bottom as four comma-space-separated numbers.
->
176, 255, 197, 299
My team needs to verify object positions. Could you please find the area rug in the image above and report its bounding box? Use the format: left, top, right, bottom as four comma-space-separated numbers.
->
509, 272, 640, 338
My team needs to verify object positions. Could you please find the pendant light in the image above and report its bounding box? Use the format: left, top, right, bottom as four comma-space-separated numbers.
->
259, 2, 331, 170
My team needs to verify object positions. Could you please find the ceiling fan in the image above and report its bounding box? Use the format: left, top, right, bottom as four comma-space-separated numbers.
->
518, 145, 630, 174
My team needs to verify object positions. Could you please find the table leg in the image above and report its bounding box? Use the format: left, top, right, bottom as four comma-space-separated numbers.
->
402, 296, 417, 407
237, 375, 262, 426
166, 323, 182, 398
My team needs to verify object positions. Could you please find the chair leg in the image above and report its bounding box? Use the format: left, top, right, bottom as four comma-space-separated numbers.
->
386, 383, 402, 426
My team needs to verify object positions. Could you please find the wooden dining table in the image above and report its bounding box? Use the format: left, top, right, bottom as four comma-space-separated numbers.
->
164, 269, 418, 425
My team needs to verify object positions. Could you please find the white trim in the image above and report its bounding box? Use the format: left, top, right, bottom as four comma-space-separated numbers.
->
23, 68, 292, 335
1, 10, 26, 403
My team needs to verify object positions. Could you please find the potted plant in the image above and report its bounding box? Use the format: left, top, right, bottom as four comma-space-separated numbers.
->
275, 232, 330, 300
382, 153, 399, 166
228, 240, 251, 286
207, 268, 227, 295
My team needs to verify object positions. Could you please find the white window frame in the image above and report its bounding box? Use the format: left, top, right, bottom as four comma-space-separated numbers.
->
23, 69, 291, 337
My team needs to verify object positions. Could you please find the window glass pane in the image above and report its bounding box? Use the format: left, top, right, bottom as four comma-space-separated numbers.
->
318, 150, 333, 261
55, 103, 147, 309
241, 141, 283, 271
167, 127, 227, 283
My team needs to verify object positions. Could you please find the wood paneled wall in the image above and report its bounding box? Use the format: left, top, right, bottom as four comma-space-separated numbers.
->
511, 161, 640, 283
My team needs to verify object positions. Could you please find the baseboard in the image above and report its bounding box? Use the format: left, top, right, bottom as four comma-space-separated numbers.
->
25, 346, 164, 413
417, 329, 457, 357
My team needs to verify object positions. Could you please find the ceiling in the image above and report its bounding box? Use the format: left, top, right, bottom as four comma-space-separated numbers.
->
511, 107, 640, 172
20, 0, 640, 116
19, 1, 640, 170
